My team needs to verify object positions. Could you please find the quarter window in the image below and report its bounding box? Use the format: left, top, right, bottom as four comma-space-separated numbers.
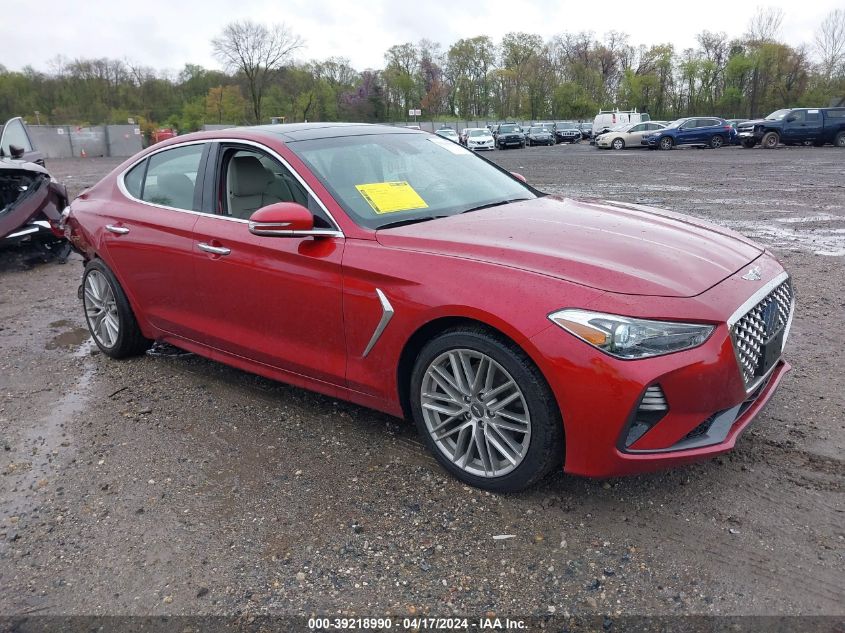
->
123, 160, 146, 199
141, 144, 204, 210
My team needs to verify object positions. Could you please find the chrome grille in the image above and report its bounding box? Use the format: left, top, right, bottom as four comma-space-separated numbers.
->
731, 278, 793, 387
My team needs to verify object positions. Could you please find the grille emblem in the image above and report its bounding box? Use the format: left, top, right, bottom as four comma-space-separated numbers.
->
742, 266, 762, 281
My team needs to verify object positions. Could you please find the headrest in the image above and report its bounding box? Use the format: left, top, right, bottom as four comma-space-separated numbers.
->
230, 155, 270, 196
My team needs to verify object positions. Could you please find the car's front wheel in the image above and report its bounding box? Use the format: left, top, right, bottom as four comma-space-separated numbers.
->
410, 327, 563, 492
612, 138, 625, 150
82, 259, 151, 358
762, 131, 780, 148
659, 136, 674, 150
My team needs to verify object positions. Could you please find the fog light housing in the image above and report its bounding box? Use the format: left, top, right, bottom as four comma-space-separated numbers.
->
624, 385, 668, 448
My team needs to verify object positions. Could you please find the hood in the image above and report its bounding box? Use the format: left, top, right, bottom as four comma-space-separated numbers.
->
376, 196, 763, 298
737, 118, 766, 128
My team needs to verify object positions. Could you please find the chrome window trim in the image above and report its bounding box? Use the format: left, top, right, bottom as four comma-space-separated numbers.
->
362, 289, 395, 358
115, 138, 344, 236
726, 271, 793, 394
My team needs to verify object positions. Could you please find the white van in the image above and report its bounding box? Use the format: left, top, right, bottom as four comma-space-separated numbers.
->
592, 109, 650, 138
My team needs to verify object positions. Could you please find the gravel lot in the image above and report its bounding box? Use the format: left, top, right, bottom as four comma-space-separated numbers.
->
0, 145, 842, 623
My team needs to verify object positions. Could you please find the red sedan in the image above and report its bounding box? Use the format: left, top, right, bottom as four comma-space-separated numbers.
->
64, 123, 794, 492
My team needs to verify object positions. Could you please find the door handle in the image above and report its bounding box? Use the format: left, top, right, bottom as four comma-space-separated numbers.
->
105, 224, 129, 235
198, 242, 231, 256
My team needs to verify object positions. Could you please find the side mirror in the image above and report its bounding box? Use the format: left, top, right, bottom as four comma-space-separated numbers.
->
248, 202, 314, 237
9, 144, 25, 159
511, 172, 527, 183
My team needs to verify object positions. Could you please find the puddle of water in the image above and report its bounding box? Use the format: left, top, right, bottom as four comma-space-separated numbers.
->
0, 342, 96, 536
46, 327, 90, 350
774, 214, 841, 224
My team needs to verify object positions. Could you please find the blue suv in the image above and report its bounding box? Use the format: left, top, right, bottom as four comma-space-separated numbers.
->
642, 117, 737, 150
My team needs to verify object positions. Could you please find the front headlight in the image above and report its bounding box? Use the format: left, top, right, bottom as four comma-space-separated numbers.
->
548, 309, 714, 359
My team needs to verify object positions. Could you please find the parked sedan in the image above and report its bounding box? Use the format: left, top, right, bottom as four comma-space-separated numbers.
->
596, 121, 666, 150
464, 128, 495, 151
642, 117, 737, 150
64, 123, 794, 492
526, 126, 555, 146
435, 128, 460, 143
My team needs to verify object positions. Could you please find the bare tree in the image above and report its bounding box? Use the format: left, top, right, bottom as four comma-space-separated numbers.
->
212, 20, 303, 123
746, 6, 784, 41
814, 9, 845, 80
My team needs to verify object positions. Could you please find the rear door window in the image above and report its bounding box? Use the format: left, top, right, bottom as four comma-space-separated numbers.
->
141, 144, 205, 210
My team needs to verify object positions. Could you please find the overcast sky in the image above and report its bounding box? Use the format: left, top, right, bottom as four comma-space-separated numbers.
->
2, 0, 840, 74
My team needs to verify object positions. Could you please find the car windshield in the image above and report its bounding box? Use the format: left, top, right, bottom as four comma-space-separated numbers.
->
529, 127, 545, 133
468, 129, 487, 137
765, 109, 792, 120
665, 119, 685, 129
498, 124, 520, 133
289, 133, 536, 230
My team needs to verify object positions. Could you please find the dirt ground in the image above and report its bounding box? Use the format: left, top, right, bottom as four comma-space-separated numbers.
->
0, 145, 842, 623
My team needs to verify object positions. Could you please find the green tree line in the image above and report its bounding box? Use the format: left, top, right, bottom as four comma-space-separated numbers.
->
1, 8, 843, 132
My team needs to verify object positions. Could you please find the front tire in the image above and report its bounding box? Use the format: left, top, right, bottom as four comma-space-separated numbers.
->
410, 327, 563, 492
762, 131, 780, 148
82, 259, 151, 358
611, 138, 625, 150
659, 136, 674, 150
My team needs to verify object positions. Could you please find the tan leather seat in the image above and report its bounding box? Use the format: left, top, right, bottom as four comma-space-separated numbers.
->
155, 173, 195, 210
228, 155, 283, 219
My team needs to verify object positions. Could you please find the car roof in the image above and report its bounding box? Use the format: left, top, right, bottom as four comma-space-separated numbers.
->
248, 122, 421, 142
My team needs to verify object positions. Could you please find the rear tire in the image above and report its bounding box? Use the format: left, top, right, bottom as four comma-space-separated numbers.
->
82, 259, 152, 359
761, 131, 780, 149
410, 327, 564, 492
709, 135, 724, 149
835, 132, 845, 148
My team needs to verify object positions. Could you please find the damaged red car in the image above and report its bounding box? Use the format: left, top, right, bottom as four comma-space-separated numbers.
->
63, 123, 794, 491
1, 117, 69, 259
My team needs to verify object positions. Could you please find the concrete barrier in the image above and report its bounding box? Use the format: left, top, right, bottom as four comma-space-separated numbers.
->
27, 124, 143, 158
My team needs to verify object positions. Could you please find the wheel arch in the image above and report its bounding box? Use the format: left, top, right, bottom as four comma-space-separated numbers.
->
395, 314, 558, 427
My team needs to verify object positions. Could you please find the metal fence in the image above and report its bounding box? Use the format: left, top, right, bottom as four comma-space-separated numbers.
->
27, 124, 143, 158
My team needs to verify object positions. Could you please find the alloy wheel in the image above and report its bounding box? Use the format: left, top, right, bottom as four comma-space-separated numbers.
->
83, 270, 120, 348
420, 349, 531, 478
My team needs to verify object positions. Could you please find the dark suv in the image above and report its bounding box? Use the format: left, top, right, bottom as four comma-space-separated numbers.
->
736, 108, 845, 148
495, 123, 525, 149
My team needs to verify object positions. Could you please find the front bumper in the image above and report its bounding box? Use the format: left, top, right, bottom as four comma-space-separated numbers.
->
641, 137, 660, 146
498, 136, 523, 146
528, 256, 793, 477
468, 141, 494, 150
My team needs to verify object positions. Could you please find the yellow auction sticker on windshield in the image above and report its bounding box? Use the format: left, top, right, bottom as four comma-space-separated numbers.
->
355, 181, 429, 214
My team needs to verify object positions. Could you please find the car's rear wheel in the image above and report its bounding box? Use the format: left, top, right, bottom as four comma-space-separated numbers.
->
659, 136, 674, 150
82, 259, 151, 358
410, 327, 563, 492
835, 132, 845, 148
611, 138, 625, 150
762, 131, 780, 148
709, 135, 724, 149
